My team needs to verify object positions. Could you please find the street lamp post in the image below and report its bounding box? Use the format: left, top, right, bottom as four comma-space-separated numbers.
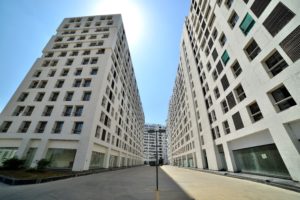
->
148, 128, 166, 192
155, 129, 158, 191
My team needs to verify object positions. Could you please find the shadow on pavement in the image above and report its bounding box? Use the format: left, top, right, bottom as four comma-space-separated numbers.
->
157, 166, 194, 200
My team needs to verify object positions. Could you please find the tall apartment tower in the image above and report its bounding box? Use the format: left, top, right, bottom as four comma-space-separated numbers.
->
0, 14, 145, 171
143, 124, 167, 164
167, 0, 300, 181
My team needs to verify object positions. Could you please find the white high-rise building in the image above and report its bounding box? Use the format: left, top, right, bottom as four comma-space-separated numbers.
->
167, 0, 300, 181
143, 124, 167, 164
0, 14, 144, 171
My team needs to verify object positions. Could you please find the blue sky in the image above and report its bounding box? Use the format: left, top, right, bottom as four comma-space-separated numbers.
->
0, 0, 190, 125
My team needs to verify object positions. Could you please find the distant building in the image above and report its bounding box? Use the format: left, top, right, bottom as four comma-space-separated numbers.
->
0, 14, 144, 170
167, 0, 300, 181
143, 124, 167, 165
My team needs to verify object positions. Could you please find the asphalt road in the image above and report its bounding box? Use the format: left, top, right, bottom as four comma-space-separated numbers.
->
0, 166, 193, 200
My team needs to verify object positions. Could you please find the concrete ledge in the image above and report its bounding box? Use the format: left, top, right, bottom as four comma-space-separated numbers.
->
0, 165, 143, 186
174, 166, 300, 193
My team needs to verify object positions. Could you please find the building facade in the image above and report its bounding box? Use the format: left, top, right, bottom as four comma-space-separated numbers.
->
167, 0, 300, 181
0, 14, 144, 171
143, 124, 167, 164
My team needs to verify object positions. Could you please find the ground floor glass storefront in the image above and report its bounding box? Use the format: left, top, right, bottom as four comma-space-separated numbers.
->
233, 144, 290, 179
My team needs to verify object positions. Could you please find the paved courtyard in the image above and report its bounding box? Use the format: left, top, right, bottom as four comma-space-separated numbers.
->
0, 166, 192, 200
161, 165, 300, 200
1, 165, 300, 200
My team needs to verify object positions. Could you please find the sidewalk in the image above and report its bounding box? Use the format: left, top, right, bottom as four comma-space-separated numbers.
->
161, 165, 300, 200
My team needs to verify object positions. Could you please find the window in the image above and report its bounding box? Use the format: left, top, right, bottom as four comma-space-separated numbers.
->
223, 120, 230, 134
269, 85, 296, 111
29, 81, 38, 88
74, 43, 82, 48
280, 25, 300, 62
82, 91, 91, 101
97, 49, 105, 54
12, 106, 25, 116
220, 75, 230, 91
216, 61, 223, 74
59, 52, 67, 57
18, 121, 31, 133
74, 106, 83, 116
82, 50, 90, 55
221, 100, 229, 113
225, 0, 233, 9
226, 92, 236, 109
231, 61, 242, 77
35, 121, 47, 133
263, 3, 295, 37
74, 69, 82, 76
228, 11, 239, 28
212, 49, 218, 61
64, 91, 74, 101
221, 50, 230, 65
48, 69, 56, 77
244, 39, 261, 60
43, 106, 53, 116
55, 80, 64, 88
212, 70, 218, 81
250, 0, 271, 18
23, 106, 34, 116
49, 92, 59, 101
232, 112, 244, 130
33, 70, 41, 78
206, 62, 211, 72
18, 92, 29, 102
235, 84, 246, 102
45, 52, 54, 58
67, 37, 75, 41
219, 33, 227, 47
63, 106, 73, 116
52, 121, 64, 133
101, 129, 106, 141
82, 58, 89, 65
0, 121, 12, 132
264, 51, 288, 77
73, 79, 82, 87
70, 51, 79, 56
90, 68, 98, 75
248, 102, 263, 122
38, 80, 47, 88
82, 79, 91, 87
90, 58, 98, 64
214, 87, 220, 99
240, 13, 255, 35
95, 126, 101, 138
61, 69, 69, 76
35, 92, 45, 101
66, 59, 73, 66
212, 28, 218, 40
73, 122, 83, 134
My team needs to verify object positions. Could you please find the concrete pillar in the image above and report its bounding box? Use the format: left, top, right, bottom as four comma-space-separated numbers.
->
72, 140, 93, 171
270, 124, 300, 181
223, 142, 238, 172
30, 139, 48, 168
104, 148, 111, 168
15, 137, 31, 159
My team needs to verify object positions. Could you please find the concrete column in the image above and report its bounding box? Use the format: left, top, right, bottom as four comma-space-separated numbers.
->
223, 142, 238, 172
192, 152, 196, 168
30, 139, 48, 168
269, 124, 300, 181
72, 140, 93, 171
117, 152, 121, 167
15, 137, 31, 159
104, 148, 111, 168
